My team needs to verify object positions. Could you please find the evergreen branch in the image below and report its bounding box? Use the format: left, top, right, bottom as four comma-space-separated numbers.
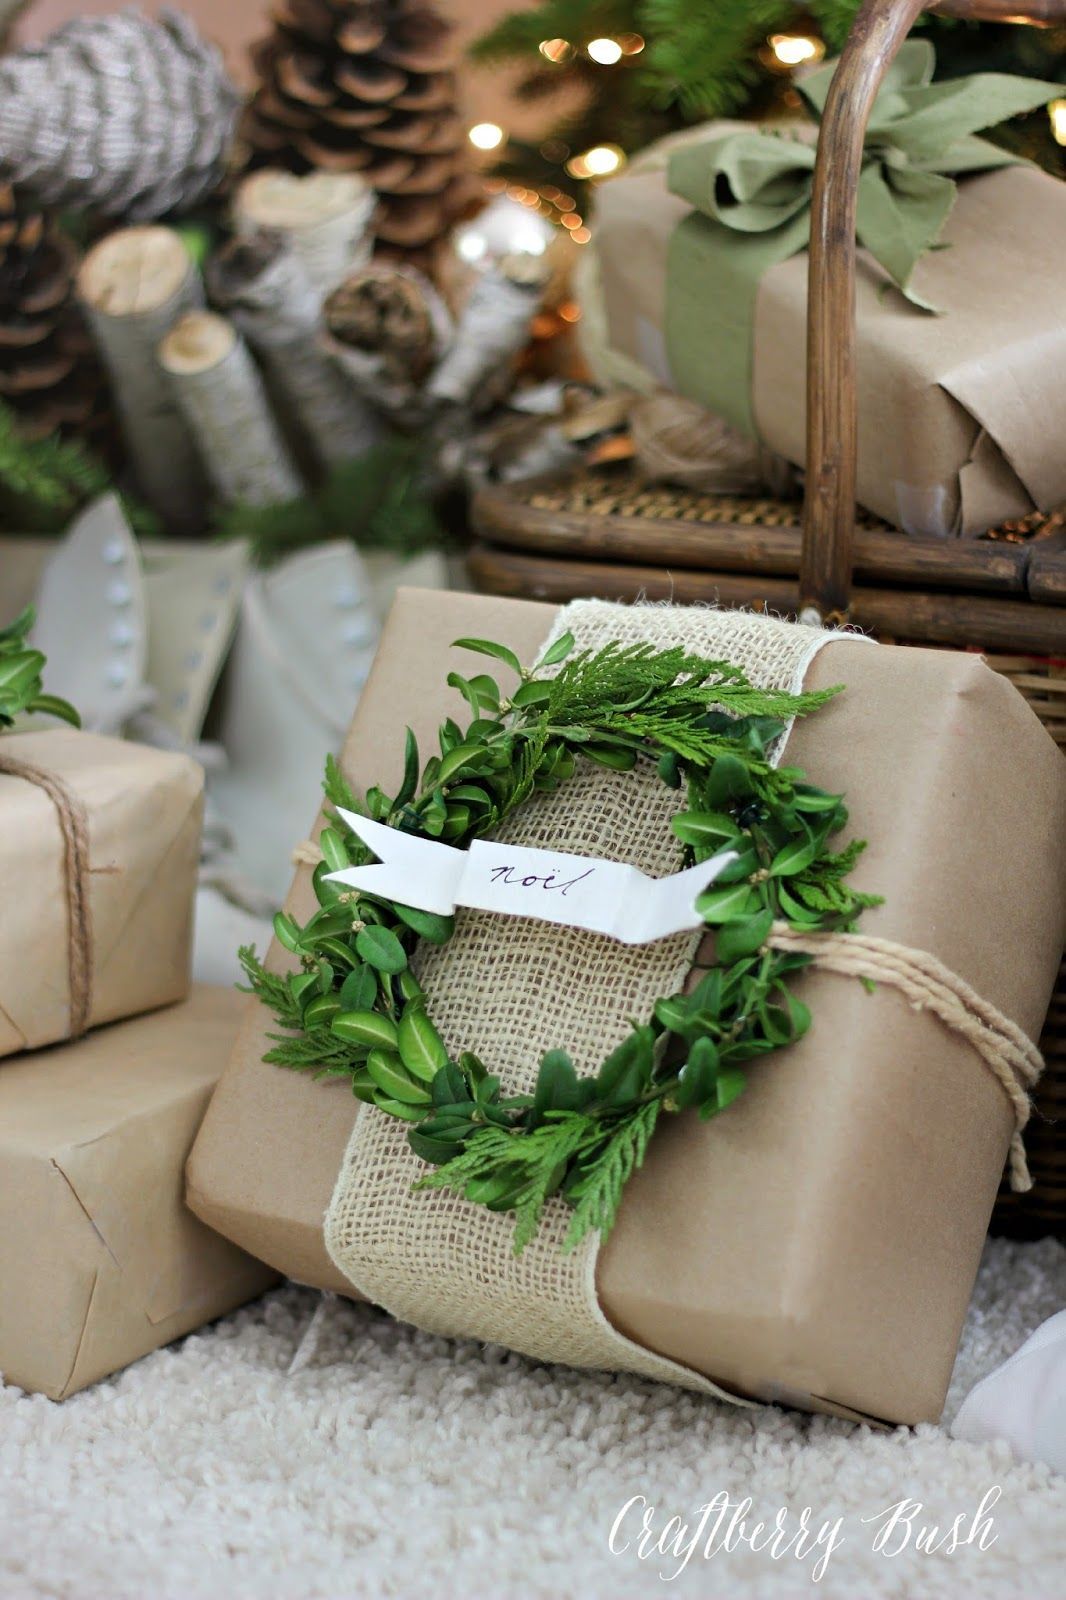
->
215, 437, 447, 563
564, 1099, 661, 1249
639, 0, 792, 118
0, 399, 160, 538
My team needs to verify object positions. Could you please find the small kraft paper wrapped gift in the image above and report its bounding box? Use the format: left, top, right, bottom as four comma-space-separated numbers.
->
0, 987, 277, 1400
188, 588, 1066, 1426
579, 42, 1066, 537
0, 728, 202, 1057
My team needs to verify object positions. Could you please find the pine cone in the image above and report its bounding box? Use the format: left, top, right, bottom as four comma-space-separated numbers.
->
0, 183, 111, 446
0, 9, 241, 220
245, 0, 469, 255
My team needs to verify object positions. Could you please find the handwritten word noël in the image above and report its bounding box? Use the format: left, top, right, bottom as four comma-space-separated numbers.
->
488, 864, 595, 897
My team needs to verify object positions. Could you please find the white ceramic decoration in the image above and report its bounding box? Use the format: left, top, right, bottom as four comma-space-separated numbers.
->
952, 1310, 1066, 1473
209, 543, 452, 902
31, 496, 150, 733
210, 541, 381, 902
139, 538, 250, 744
25, 503, 249, 744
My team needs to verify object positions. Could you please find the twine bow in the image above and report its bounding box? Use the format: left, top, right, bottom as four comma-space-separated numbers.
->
665, 39, 1064, 437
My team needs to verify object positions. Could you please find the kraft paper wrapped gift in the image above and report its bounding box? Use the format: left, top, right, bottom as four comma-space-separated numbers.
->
187, 588, 1066, 1425
0, 986, 277, 1400
0, 728, 202, 1057
579, 108, 1066, 537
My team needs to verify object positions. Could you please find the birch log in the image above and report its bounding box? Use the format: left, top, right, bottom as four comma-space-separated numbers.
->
234, 170, 375, 302
77, 225, 208, 532
207, 230, 380, 469
157, 311, 302, 506
426, 258, 546, 412
323, 263, 452, 426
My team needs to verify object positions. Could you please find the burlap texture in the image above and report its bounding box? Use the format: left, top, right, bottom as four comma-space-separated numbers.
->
324, 601, 844, 1396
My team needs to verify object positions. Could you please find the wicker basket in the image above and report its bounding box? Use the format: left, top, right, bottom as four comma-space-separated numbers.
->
469, 0, 1066, 1238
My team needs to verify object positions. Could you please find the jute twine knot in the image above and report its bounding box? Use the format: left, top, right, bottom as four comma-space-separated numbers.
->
0, 750, 93, 1039
768, 922, 1044, 1191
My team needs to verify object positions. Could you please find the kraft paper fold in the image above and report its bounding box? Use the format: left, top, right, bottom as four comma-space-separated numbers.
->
0, 987, 277, 1400
187, 589, 1066, 1425
581, 127, 1066, 536
0, 728, 202, 1058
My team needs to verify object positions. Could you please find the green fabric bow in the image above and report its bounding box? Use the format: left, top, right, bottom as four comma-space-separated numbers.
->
664, 40, 1063, 438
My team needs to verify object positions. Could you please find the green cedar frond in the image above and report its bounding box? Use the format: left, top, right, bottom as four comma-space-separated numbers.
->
564, 1099, 661, 1250
215, 436, 447, 563
0, 399, 159, 538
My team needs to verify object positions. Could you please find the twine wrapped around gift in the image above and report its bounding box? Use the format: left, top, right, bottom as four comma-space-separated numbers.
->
322, 600, 1047, 1397
768, 925, 1043, 1191
0, 750, 93, 1038
665, 40, 1064, 438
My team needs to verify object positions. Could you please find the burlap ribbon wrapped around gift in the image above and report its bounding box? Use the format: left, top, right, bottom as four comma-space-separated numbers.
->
0, 728, 202, 1057
326, 602, 846, 1403
579, 42, 1066, 535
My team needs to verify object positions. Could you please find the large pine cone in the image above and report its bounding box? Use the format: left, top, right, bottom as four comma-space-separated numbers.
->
0, 9, 240, 220
0, 183, 111, 445
245, 0, 469, 253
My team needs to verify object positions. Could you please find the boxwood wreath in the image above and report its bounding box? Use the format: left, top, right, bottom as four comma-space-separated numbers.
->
241, 631, 880, 1253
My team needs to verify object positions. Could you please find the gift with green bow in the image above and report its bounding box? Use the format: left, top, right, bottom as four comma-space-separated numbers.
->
583, 41, 1066, 536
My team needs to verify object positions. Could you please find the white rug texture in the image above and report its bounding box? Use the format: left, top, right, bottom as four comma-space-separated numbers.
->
1, 1237, 1063, 1600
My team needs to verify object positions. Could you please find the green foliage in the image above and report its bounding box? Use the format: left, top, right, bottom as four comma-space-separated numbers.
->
468, 2, 1063, 197
0, 399, 160, 538
640, 0, 790, 119
469, 0, 637, 64
242, 630, 880, 1254
0, 606, 80, 731
215, 437, 447, 564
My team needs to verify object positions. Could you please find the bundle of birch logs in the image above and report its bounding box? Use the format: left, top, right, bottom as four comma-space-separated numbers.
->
74, 167, 549, 530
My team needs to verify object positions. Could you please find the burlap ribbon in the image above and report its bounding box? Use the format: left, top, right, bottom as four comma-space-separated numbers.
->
665, 40, 1064, 437
0, 749, 93, 1039
323, 602, 1043, 1396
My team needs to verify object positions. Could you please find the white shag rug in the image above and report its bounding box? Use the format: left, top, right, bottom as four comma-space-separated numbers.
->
1, 1237, 1063, 1600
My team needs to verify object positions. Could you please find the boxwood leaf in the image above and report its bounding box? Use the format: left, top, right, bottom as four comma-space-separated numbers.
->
393, 903, 455, 944
373, 1095, 427, 1123
715, 1068, 747, 1111
339, 964, 378, 1011
317, 826, 350, 875
674, 1037, 720, 1109
366, 1048, 429, 1104
510, 680, 552, 709
769, 835, 818, 878
671, 811, 740, 848
396, 727, 419, 809
331, 1009, 398, 1051
407, 1131, 464, 1165
695, 883, 755, 925
716, 907, 774, 963
451, 637, 522, 677
398, 1003, 449, 1083
538, 629, 574, 667
356, 924, 408, 973
272, 911, 303, 953
703, 754, 753, 807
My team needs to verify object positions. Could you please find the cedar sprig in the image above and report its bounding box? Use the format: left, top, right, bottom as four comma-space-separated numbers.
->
241, 629, 879, 1253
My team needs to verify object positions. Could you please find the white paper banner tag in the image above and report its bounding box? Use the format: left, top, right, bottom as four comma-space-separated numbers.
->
326, 809, 739, 946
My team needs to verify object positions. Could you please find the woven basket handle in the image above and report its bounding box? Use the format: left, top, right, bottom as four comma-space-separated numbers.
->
799, 0, 1066, 624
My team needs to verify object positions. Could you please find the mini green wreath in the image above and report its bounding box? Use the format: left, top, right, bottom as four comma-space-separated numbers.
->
241, 631, 880, 1252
